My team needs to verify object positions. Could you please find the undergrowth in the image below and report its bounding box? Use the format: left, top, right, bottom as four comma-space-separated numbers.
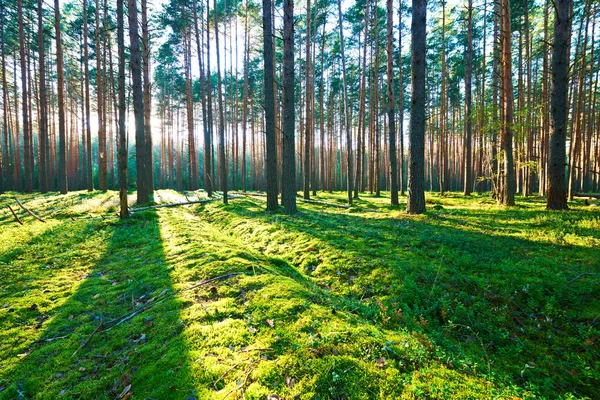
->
0, 190, 598, 399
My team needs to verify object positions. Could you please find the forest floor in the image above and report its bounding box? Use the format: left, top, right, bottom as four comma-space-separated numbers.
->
0, 190, 598, 399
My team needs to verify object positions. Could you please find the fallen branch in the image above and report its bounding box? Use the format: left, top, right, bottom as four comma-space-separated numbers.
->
180, 272, 245, 293
574, 193, 600, 199
15, 197, 46, 222
103, 273, 245, 333
72, 316, 103, 357
7, 205, 23, 225
130, 196, 242, 213
299, 198, 351, 209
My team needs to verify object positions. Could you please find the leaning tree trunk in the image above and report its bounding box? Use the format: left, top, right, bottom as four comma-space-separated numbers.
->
547, 0, 571, 210
281, 0, 297, 214
117, 0, 128, 218
407, 0, 426, 214
263, 0, 278, 210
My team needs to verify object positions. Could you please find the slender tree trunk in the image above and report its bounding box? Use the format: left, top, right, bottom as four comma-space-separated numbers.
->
0, 0, 9, 192
281, 0, 297, 214
205, 0, 214, 196
547, 0, 571, 210
117, 0, 128, 218
142, 0, 154, 194
54, 0, 68, 194
242, 0, 250, 192
407, 0, 426, 214
463, 0, 473, 195
319, 22, 327, 194
337, 0, 353, 205
386, 0, 398, 205
498, 0, 515, 205
82, 0, 93, 191
303, 0, 312, 200
263, 0, 278, 210
37, 0, 48, 193
18, 0, 32, 192
215, 0, 228, 203
129, 0, 149, 204
398, 0, 405, 196
95, 0, 106, 191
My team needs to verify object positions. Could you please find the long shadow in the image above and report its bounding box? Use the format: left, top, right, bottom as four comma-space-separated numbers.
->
223, 198, 599, 398
0, 210, 195, 399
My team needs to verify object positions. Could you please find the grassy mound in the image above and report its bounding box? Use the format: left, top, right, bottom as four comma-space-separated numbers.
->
0, 190, 598, 399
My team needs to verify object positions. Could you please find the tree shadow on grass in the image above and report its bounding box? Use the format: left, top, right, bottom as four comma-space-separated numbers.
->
221, 198, 600, 398
0, 210, 196, 399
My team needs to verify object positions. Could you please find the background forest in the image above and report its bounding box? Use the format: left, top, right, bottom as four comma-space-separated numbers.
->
0, 0, 597, 210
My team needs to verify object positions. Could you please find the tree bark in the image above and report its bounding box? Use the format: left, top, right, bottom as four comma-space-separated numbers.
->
499, 0, 515, 205
303, 0, 312, 200
142, 0, 154, 194
407, 0, 426, 214
281, 0, 297, 214
547, 0, 571, 210
37, 0, 48, 193
129, 0, 149, 204
214, 0, 227, 203
55, 0, 68, 194
386, 0, 398, 205
263, 0, 278, 210
18, 0, 32, 192
117, 0, 128, 218
463, 0, 473, 195
337, 0, 353, 205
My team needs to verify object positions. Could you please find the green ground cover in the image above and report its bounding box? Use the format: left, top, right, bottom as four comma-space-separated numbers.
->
0, 190, 598, 399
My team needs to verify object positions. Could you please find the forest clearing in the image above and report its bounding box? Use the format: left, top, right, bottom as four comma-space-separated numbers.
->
0, 191, 599, 399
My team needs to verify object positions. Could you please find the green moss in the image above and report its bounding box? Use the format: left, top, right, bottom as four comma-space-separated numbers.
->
0, 190, 598, 399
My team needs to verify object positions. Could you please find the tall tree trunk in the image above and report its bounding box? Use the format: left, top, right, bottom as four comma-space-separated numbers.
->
214, 0, 228, 203
303, 0, 312, 200
117, 0, 128, 218
55, 0, 68, 194
499, 0, 515, 205
407, 0, 426, 214
398, 0, 405, 196
386, 0, 398, 205
547, 0, 571, 210
142, 0, 154, 194
281, 0, 297, 214
242, 0, 250, 193
263, 0, 278, 210
18, 0, 32, 192
0, 0, 9, 192
129, 0, 149, 204
83, 0, 93, 191
319, 22, 327, 194
337, 0, 353, 205
38, 0, 48, 193
463, 0, 473, 195
205, 0, 214, 196
96, 0, 107, 191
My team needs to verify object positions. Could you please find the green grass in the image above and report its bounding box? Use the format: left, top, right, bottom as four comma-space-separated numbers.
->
0, 190, 598, 399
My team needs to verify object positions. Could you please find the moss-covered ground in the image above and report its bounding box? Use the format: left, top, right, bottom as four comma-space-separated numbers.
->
0, 190, 598, 399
